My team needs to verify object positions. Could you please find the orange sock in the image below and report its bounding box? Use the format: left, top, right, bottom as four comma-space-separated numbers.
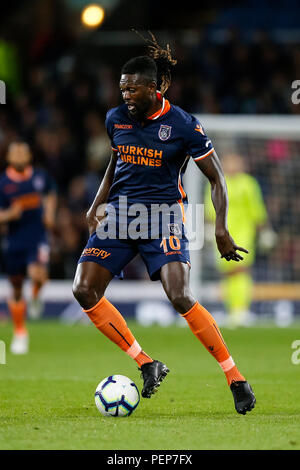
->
181, 301, 245, 385
83, 297, 153, 367
8, 299, 27, 334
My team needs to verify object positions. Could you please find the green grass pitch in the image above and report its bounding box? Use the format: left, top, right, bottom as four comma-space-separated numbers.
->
0, 320, 300, 450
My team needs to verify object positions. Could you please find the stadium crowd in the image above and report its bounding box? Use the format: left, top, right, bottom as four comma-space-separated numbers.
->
0, 29, 299, 281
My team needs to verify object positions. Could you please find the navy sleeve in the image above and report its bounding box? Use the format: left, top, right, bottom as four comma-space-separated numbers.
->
41, 170, 57, 195
0, 181, 9, 209
105, 109, 117, 151
185, 115, 214, 161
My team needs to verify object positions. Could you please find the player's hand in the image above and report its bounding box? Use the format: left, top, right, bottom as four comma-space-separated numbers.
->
216, 230, 249, 262
9, 204, 23, 220
86, 204, 107, 235
86, 209, 104, 235
43, 215, 55, 231
86, 211, 97, 235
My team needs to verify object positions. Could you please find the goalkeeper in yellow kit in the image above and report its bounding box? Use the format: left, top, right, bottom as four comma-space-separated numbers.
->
205, 153, 272, 327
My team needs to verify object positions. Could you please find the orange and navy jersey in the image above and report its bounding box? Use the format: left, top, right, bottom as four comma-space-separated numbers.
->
0, 166, 56, 249
105, 93, 214, 206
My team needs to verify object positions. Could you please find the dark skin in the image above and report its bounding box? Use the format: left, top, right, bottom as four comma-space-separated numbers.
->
73, 73, 248, 313
119, 73, 161, 120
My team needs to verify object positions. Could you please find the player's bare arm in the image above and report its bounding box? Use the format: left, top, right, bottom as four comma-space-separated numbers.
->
0, 203, 23, 224
43, 191, 57, 231
196, 150, 249, 262
86, 152, 118, 234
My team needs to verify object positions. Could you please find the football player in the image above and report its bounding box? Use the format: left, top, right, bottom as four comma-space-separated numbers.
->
73, 33, 255, 415
0, 141, 57, 353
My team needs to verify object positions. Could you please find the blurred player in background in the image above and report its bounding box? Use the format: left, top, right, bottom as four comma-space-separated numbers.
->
0, 142, 57, 354
205, 153, 276, 327
73, 33, 256, 414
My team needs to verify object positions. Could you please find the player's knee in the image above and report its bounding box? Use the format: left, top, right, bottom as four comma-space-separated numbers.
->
9, 276, 23, 300
29, 266, 47, 284
13, 288, 23, 302
72, 281, 89, 306
169, 290, 194, 314
72, 280, 102, 310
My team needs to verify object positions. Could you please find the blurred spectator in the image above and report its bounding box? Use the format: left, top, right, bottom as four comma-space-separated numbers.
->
84, 111, 110, 175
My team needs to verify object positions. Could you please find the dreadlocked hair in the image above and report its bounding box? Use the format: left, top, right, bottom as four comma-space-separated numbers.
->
132, 30, 177, 96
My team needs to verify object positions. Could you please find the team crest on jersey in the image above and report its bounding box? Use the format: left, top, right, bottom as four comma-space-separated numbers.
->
168, 223, 181, 235
33, 176, 44, 191
158, 125, 172, 141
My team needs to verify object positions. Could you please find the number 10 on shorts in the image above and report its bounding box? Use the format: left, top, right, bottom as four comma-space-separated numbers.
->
160, 236, 181, 253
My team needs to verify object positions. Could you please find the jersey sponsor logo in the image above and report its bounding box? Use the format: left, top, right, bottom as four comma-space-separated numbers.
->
158, 124, 172, 141
12, 192, 41, 211
114, 124, 133, 129
82, 247, 111, 259
117, 145, 163, 167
